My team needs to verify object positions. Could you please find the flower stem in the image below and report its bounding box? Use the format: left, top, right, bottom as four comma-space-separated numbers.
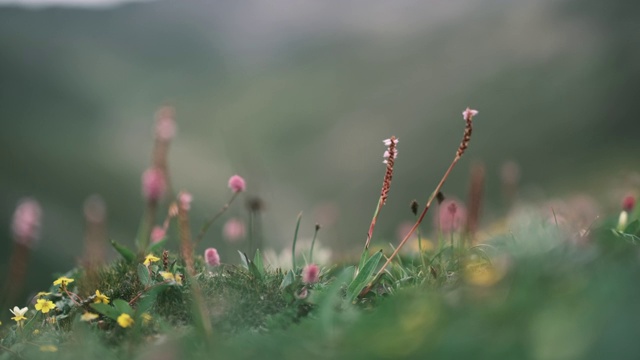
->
194, 192, 240, 246
309, 224, 320, 264
360, 110, 476, 296
291, 212, 303, 271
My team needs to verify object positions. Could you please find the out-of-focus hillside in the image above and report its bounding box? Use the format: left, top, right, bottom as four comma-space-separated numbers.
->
0, 0, 639, 296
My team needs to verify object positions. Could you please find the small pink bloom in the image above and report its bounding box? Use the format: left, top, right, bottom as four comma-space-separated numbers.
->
155, 116, 176, 142
141, 168, 166, 202
622, 195, 635, 213
12, 198, 42, 247
178, 192, 193, 211
151, 226, 166, 243
228, 175, 246, 193
462, 107, 479, 121
204, 248, 220, 267
302, 264, 320, 284
435, 199, 467, 233
223, 218, 246, 242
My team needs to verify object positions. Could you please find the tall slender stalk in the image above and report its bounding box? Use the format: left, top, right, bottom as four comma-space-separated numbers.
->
364, 136, 398, 250
194, 191, 240, 246
177, 193, 194, 276
309, 223, 321, 264
361, 108, 478, 296
292, 212, 303, 271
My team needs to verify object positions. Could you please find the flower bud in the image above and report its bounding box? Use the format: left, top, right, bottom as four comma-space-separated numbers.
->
204, 248, 220, 267
12, 198, 42, 248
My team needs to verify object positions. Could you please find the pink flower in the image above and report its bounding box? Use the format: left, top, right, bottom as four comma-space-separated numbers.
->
302, 264, 320, 284
462, 107, 479, 121
83, 194, 106, 224
204, 248, 220, 267
228, 175, 246, 193
141, 168, 166, 202
155, 106, 176, 141
155, 116, 176, 142
151, 226, 166, 244
178, 192, 193, 211
223, 218, 246, 242
12, 198, 42, 247
623, 195, 635, 213
435, 199, 467, 233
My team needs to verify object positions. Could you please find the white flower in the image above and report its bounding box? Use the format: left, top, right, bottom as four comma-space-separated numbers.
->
462, 107, 479, 120
10, 306, 28, 317
383, 138, 399, 146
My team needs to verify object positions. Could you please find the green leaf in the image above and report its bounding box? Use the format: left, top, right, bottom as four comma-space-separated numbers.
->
612, 229, 640, 244
625, 220, 640, 236
280, 269, 295, 289
136, 284, 169, 316
291, 212, 303, 270
253, 249, 265, 277
357, 250, 369, 273
317, 266, 355, 333
137, 264, 152, 287
90, 303, 119, 321
238, 250, 249, 269
248, 261, 263, 280
110, 239, 136, 263
346, 250, 383, 303
148, 238, 168, 254
112, 299, 134, 315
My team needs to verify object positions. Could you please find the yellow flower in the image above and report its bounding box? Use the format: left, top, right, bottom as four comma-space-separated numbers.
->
53, 277, 74, 286
36, 292, 52, 298
35, 299, 56, 314
10, 306, 28, 322
80, 312, 99, 322
117, 313, 134, 328
93, 290, 110, 304
464, 261, 504, 287
143, 254, 160, 266
33, 329, 40, 335
159, 271, 182, 286
39, 345, 58, 352
159, 271, 175, 281
141, 313, 152, 325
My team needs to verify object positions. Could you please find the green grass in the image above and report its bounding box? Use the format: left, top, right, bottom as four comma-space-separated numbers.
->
3, 209, 640, 359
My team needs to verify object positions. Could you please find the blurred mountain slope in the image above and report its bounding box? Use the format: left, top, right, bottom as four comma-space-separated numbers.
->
0, 0, 638, 295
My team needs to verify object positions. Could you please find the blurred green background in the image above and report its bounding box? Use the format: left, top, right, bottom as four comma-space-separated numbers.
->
1, 0, 639, 296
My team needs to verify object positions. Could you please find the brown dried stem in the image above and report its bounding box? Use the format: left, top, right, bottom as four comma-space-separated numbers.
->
177, 197, 195, 276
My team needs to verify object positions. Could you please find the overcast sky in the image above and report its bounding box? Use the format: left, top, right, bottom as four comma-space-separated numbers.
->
0, 0, 151, 7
